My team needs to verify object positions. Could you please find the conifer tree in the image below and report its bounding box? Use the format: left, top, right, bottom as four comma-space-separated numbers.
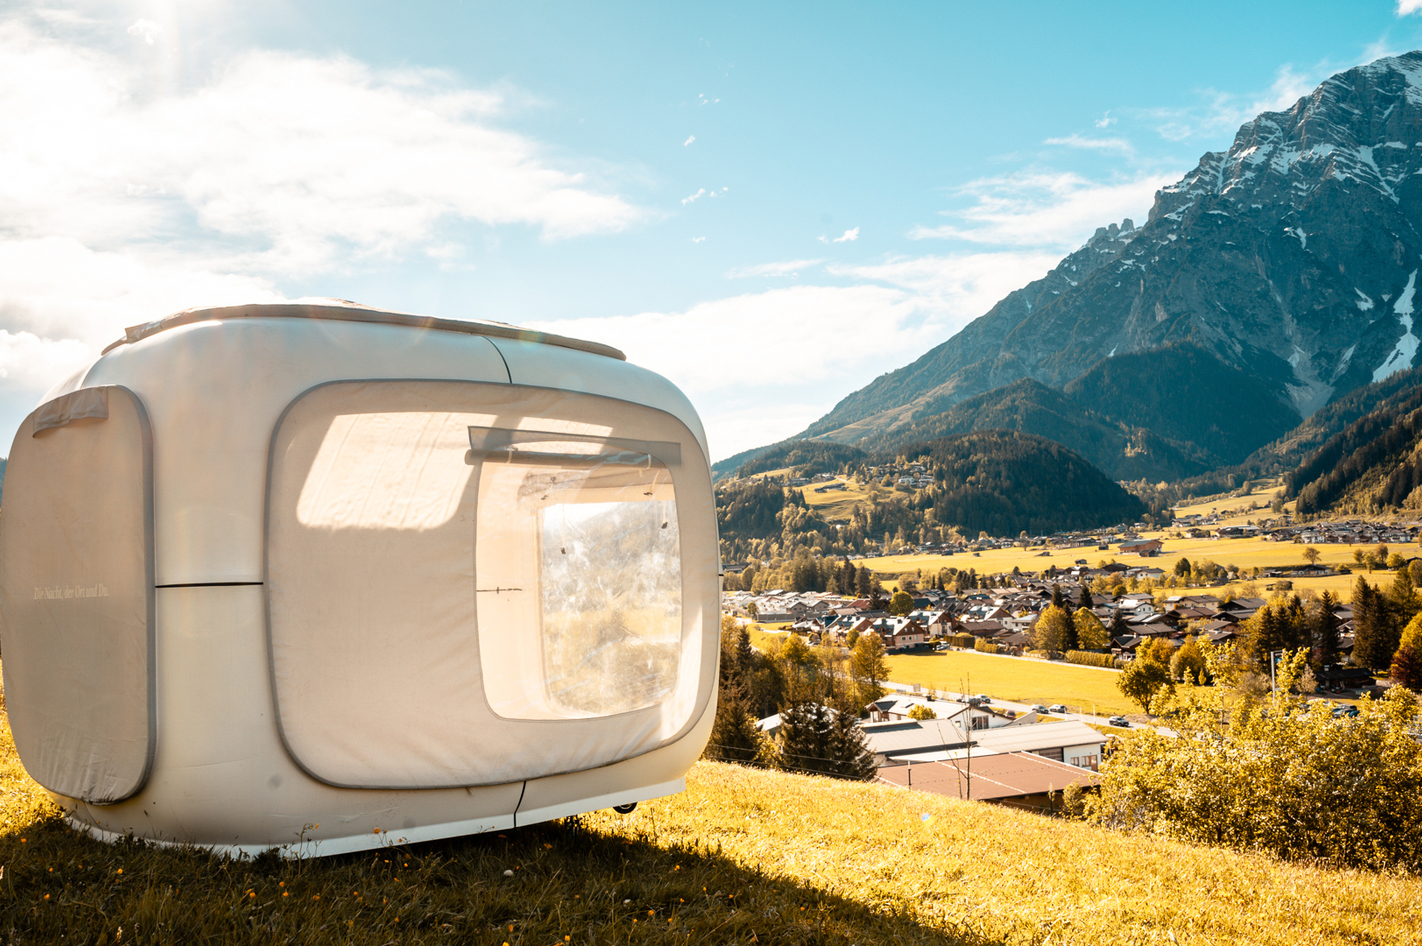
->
826, 707, 878, 780
1390, 565, 1421, 630
1109, 606, 1130, 639
1352, 577, 1389, 671
706, 688, 763, 764
773, 701, 833, 775
1313, 590, 1341, 667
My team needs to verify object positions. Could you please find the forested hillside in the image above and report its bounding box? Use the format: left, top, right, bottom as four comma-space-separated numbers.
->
848, 377, 1211, 482
892, 431, 1146, 537
1288, 382, 1422, 514
1061, 344, 1302, 466
715, 430, 1144, 565
733, 440, 867, 479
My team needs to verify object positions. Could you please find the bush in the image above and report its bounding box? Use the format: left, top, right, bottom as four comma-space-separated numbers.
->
1093, 649, 1422, 872
974, 638, 1001, 655
1066, 650, 1118, 669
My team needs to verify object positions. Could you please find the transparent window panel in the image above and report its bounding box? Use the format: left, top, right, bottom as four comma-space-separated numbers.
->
475, 435, 682, 720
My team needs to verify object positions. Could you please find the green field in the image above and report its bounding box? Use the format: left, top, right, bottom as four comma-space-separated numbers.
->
885, 650, 1133, 717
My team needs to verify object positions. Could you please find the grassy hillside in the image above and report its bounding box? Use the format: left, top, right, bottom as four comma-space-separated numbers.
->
6, 707, 1422, 944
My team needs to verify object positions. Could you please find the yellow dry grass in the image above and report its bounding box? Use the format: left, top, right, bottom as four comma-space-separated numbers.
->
4, 681, 1422, 942
797, 478, 879, 520
1171, 481, 1285, 525
868, 534, 1422, 603
885, 650, 1133, 717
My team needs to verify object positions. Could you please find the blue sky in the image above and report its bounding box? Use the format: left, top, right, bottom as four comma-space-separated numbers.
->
3, 1, 1422, 459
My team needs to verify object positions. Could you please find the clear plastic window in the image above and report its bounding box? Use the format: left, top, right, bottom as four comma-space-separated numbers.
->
473, 431, 683, 719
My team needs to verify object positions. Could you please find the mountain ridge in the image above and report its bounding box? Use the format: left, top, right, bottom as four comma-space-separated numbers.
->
790, 52, 1422, 474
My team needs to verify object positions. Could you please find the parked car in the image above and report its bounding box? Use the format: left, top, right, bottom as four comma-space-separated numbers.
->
1107, 715, 1130, 727
975, 694, 992, 705
1047, 704, 1069, 714
1030, 704, 1049, 714
1332, 704, 1360, 718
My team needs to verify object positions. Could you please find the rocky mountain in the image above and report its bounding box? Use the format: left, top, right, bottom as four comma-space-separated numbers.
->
802, 52, 1422, 465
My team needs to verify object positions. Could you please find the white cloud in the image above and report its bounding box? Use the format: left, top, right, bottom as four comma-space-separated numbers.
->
726, 259, 825, 278
832, 227, 860, 243
831, 251, 1060, 317
126, 18, 160, 44
1398, 0, 1422, 15
908, 170, 1176, 251
0, 18, 645, 272
533, 249, 1062, 459
691, 236, 706, 243
1094, 111, 1115, 128
0, 11, 648, 437
681, 188, 707, 205
1142, 64, 1321, 142
0, 330, 94, 390
0, 236, 284, 345
683, 134, 695, 146
528, 284, 942, 458
1044, 133, 1134, 155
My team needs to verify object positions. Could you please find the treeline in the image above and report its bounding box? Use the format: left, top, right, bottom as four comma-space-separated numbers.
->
849, 377, 1213, 484
705, 618, 884, 780
885, 430, 1146, 536
724, 546, 1000, 596
716, 430, 1147, 565
1135, 367, 1422, 510
1060, 342, 1302, 468
716, 478, 957, 564
734, 439, 867, 479
1288, 383, 1422, 513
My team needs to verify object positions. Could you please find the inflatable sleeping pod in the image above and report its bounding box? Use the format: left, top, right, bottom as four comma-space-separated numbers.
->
0, 301, 720, 856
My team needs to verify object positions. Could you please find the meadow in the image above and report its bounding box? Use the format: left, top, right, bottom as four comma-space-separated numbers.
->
4, 712, 1421, 944
866, 533, 1420, 602
885, 650, 1134, 717
795, 477, 878, 520
748, 627, 1134, 716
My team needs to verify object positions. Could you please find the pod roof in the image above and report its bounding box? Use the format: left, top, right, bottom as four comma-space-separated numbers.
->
102, 299, 626, 361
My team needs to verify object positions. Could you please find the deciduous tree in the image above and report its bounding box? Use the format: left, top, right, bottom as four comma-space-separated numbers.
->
849, 633, 889, 708
1117, 657, 1173, 713
887, 590, 915, 617
1031, 604, 1074, 655
1073, 607, 1109, 651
